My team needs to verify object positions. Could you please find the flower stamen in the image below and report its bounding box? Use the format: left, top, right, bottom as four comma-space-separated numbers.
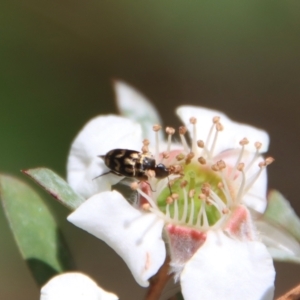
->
179, 126, 190, 153
185, 152, 195, 165
172, 193, 179, 221
209, 121, 223, 159
189, 117, 197, 154
204, 116, 220, 157
141, 139, 150, 154
230, 138, 249, 180
187, 189, 195, 226
243, 157, 274, 194
198, 156, 206, 165
136, 187, 159, 210
235, 163, 246, 202
153, 124, 162, 161
166, 127, 175, 153
218, 174, 233, 207
244, 141, 262, 172
136, 115, 272, 235
180, 186, 189, 223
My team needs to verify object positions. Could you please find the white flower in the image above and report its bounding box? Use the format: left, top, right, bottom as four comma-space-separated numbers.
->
67, 82, 276, 300
40, 272, 118, 300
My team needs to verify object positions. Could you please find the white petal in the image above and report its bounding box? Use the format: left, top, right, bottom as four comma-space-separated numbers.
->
256, 220, 300, 263
176, 106, 269, 154
40, 272, 118, 300
180, 231, 275, 300
68, 191, 166, 287
114, 80, 164, 145
67, 115, 143, 198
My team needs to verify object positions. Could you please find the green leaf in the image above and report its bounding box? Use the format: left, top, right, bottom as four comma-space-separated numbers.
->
264, 190, 300, 242
114, 80, 164, 144
256, 220, 300, 264
22, 168, 84, 210
0, 174, 75, 286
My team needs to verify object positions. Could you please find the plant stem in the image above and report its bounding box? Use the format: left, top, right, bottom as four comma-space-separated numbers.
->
277, 283, 300, 300
145, 256, 172, 300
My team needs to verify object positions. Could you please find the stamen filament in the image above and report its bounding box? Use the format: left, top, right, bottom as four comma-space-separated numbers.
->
230, 148, 245, 181
202, 201, 209, 229
205, 122, 215, 152
196, 201, 203, 227
174, 198, 179, 221
137, 188, 159, 210
167, 134, 172, 153
155, 131, 160, 161
206, 198, 223, 215
192, 123, 197, 154
166, 203, 170, 219
236, 170, 246, 202
149, 207, 170, 221
208, 126, 219, 159
245, 149, 260, 173
180, 187, 189, 223
219, 170, 233, 206
211, 213, 228, 230
243, 167, 264, 195
209, 190, 227, 210
188, 197, 195, 225
179, 134, 190, 153
201, 145, 211, 158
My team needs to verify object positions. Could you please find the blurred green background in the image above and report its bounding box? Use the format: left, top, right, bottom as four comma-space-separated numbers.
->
1, 1, 300, 299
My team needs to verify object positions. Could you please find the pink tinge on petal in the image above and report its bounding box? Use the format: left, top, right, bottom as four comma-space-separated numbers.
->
166, 224, 206, 265
225, 205, 256, 241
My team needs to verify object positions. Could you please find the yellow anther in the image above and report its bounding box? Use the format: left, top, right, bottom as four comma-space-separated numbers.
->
176, 153, 185, 161
239, 138, 249, 146
189, 117, 197, 124
216, 122, 224, 131
179, 126, 187, 135
166, 127, 175, 135
197, 140, 204, 148
198, 157, 206, 165
213, 116, 220, 124
237, 162, 245, 171
255, 142, 262, 150
153, 124, 162, 132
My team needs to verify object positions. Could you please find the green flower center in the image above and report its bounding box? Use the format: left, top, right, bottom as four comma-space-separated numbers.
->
157, 162, 226, 227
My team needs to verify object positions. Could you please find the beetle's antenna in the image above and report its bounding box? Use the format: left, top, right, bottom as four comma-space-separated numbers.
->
93, 171, 111, 180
